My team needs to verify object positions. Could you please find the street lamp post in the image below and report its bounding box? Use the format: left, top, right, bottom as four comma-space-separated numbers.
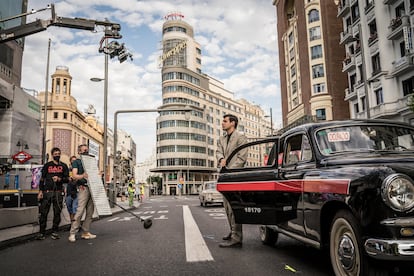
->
42, 39, 51, 164
265, 107, 273, 136
185, 111, 191, 195
91, 34, 110, 205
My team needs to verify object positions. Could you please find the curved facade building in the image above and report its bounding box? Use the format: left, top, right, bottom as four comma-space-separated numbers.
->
153, 14, 246, 195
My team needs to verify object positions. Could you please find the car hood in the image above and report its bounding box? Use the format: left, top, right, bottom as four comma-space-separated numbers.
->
320, 153, 414, 181
321, 152, 414, 167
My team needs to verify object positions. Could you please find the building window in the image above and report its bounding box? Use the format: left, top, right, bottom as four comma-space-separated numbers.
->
289, 48, 295, 61
0, 44, 14, 68
311, 45, 323, 59
402, 77, 414, 96
54, 112, 58, 119
196, 58, 201, 64
358, 65, 364, 83
399, 41, 407, 57
371, 53, 381, 75
395, 3, 406, 17
290, 64, 296, 77
63, 112, 68, 119
313, 83, 325, 94
288, 32, 294, 47
196, 48, 201, 54
375, 88, 384, 105
354, 103, 359, 114
163, 26, 186, 34
351, 4, 359, 21
63, 79, 67, 94
360, 96, 366, 111
292, 80, 297, 94
312, 64, 324, 79
350, 74, 356, 90
309, 26, 321, 41
308, 9, 320, 23
56, 79, 60, 94
368, 21, 378, 44
315, 108, 326, 120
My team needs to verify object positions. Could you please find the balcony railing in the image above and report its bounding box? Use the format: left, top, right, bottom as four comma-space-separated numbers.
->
340, 26, 354, 44
337, 0, 350, 17
342, 56, 356, 72
387, 16, 410, 40
368, 32, 378, 45
383, 0, 399, 5
370, 96, 411, 118
389, 54, 414, 77
390, 17, 402, 30
364, 2, 374, 13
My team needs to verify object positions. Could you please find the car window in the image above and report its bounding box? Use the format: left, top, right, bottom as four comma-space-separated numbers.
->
244, 141, 276, 168
315, 125, 414, 155
283, 134, 312, 166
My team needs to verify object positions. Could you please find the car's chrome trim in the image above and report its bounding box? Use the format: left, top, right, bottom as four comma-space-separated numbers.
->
365, 239, 414, 260
273, 226, 320, 249
380, 217, 414, 227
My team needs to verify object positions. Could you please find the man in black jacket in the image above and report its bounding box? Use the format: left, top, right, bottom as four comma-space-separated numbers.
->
37, 147, 69, 240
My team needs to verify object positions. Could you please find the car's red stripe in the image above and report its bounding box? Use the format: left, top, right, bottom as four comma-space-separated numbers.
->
217, 179, 350, 195
303, 179, 350, 194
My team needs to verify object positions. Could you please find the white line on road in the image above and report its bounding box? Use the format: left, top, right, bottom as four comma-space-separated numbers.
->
183, 205, 214, 263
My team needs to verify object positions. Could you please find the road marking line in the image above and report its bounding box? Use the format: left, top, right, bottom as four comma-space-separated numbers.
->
108, 217, 119, 222
183, 205, 214, 262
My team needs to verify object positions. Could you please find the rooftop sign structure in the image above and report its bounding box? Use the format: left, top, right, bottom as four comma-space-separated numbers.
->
164, 12, 184, 20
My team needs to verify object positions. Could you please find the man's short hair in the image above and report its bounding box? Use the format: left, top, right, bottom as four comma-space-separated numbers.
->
77, 144, 88, 153
223, 114, 239, 128
51, 147, 61, 155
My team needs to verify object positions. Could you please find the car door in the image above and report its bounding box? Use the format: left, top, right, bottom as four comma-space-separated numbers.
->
217, 137, 301, 225
277, 133, 316, 236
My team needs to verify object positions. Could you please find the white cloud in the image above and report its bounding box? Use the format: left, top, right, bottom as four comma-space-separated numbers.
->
22, 0, 280, 162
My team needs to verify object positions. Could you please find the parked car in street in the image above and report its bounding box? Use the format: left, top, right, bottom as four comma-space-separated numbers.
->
199, 181, 223, 206
217, 119, 414, 275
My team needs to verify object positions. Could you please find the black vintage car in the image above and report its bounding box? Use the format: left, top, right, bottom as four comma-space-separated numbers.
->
217, 119, 414, 275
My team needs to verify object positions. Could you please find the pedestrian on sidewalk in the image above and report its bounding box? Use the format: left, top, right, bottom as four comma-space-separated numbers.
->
37, 147, 70, 240
65, 156, 78, 222
127, 182, 135, 207
68, 144, 97, 243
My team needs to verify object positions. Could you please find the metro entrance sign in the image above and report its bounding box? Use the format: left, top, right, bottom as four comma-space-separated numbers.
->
12, 151, 32, 164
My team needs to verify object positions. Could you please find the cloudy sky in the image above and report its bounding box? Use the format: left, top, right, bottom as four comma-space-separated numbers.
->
22, 0, 281, 162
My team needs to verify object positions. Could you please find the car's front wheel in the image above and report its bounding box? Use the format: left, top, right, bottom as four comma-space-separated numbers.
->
330, 210, 387, 276
259, 226, 278, 246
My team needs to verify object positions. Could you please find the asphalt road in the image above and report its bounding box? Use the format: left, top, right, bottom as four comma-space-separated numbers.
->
0, 196, 338, 276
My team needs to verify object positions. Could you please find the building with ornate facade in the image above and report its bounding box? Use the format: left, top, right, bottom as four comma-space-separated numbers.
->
152, 14, 272, 195
37, 66, 106, 176
336, 0, 414, 124
115, 129, 136, 185
273, 0, 350, 128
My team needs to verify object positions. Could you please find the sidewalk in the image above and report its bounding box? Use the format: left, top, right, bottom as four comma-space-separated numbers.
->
0, 197, 140, 250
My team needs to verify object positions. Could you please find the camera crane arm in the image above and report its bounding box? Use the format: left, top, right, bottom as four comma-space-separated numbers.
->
0, 4, 121, 43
